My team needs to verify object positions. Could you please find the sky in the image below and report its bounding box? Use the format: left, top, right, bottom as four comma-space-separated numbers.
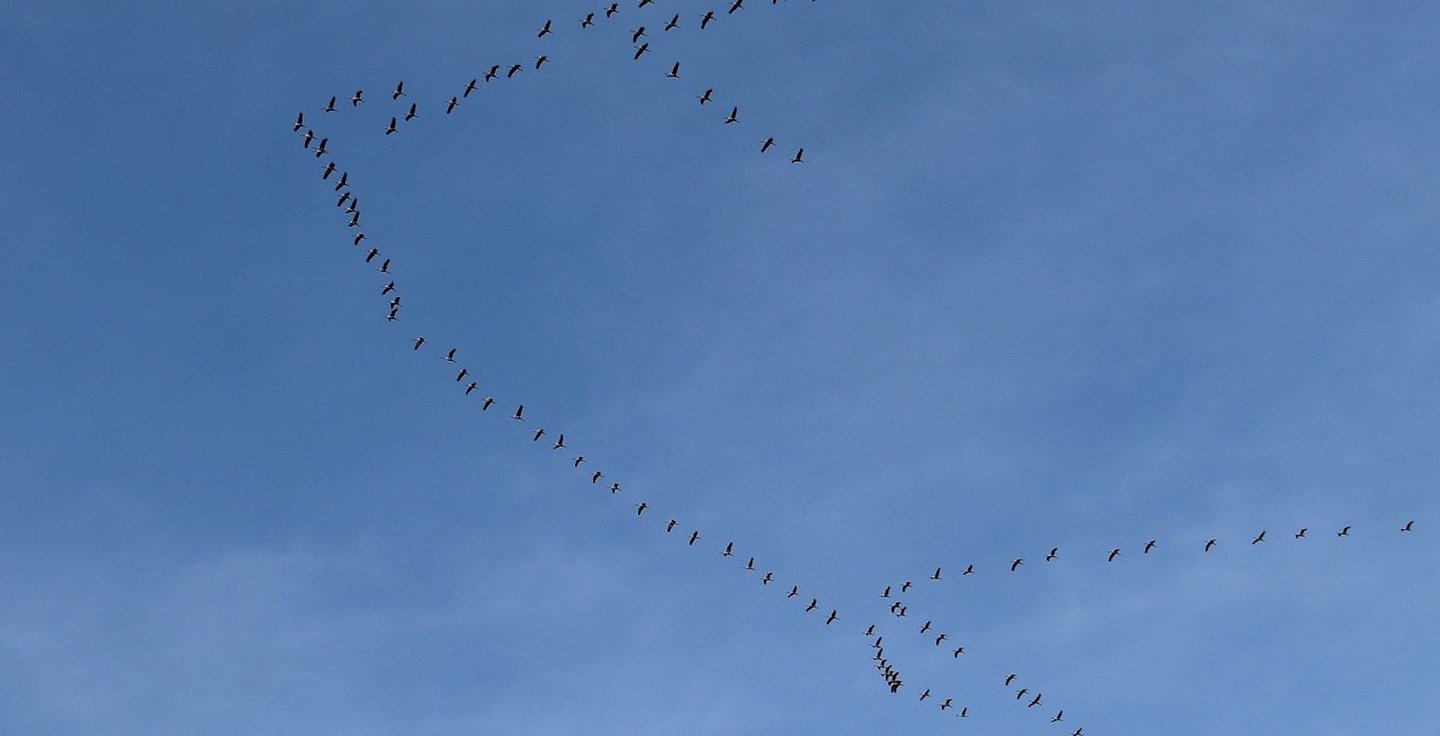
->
2, 1, 1439, 734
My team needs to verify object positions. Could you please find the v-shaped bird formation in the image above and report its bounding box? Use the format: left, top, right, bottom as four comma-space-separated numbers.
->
285, 2, 1420, 732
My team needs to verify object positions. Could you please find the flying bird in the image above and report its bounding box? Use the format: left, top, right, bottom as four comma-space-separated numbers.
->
531, 428, 545, 441
787, 585, 798, 598
463, 79, 477, 97
919, 689, 931, 701
864, 624, 875, 636
1004, 673, 1017, 685
485, 65, 500, 81
314, 138, 328, 157
365, 248, 380, 263
900, 581, 912, 593
633, 43, 649, 59
552, 434, 566, 450
446, 97, 458, 114
348, 211, 361, 227
879, 586, 890, 598
444, 348, 457, 362
722, 542, 734, 557
689, 531, 700, 546
700, 10, 715, 28
384, 117, 398, 135
507, 64, 522, 78
1016, 688, 1028, 700
1011, 558, 1024, 572
1052, 710, 1064, 723
1028, 693, 1042, 708
930, 567, 942, 581
918, 620, 931, 634
381, 281, 395, 295
1252, 531, 1266, 545
1108, 548, 1121, 562
606, 3, 619, 18
631, 26, 646, 43
481, 397, 495, 411
465, 382, 477, 395
351, 89, 364, 106
698, 88, 713, 105
665, 13, 679, 30
325, 96, 336, 112
744, 557, 755, 570
581, 13, 594, 28
934, 633, 947, 645
1296, 528, 1308, 539
939, 698, 953, 710
761, 137, 775, 152
591, 471, 603, 484
537, 19, 553, 37
535, 55, 548, 70
391, 81, 405, 100
805, 598, 818, 612
512, 405, 525, 420
1338, 526, 1351, 537
728, 0, 744, 14
724, 106, 739, 124
375, 258, 389, 273
573, 456, 585, 467
1046, 547, 1058, 561
790, 148, 804, 163
952, 645, 964, 658
826, 610, 838, 625
666, 519, 677, 532
760, 572, 772, 584
609, 482, 621, 494
1144, 539, 1157, 553
666, 62, 680, 78
636, 502, 647, 516
302, 129, 314, 148
962, 564, 974, 575
1402, 520, 1414, 532
1204, 538, 1217, 552
292, 112, 304, 131
322, 161, 336, 179
455, 368, 468, 382
334, 172, 348, 190
404, 102, 418, 121
413, 336, 426, 350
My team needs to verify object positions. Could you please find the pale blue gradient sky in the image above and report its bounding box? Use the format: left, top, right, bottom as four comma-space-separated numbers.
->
2, 2, 1438, 734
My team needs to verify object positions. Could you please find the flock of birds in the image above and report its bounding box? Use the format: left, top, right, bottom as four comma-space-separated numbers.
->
290, 0, 806, 163
287, 2, 1418, 731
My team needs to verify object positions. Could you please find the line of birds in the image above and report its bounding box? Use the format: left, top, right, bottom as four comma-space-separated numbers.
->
884, 521, 1418, 596
290, 0, 808, 163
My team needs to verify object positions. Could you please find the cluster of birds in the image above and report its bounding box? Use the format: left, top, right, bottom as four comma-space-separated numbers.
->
289, 0, 808, 163
288, 2, 1420, 731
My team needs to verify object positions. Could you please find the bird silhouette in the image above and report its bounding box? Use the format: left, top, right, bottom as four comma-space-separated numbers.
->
1107, 548, 1121, 562
463, 79, 477, 97
1144, 539, 1157, 553
631, 26, 646, 43
391, 81, 404, 100
962, 564, 974, 575
1052, 710, 1064, 723
351, 89, 363, 106
512, 405, 525, 420
1402, 520, 1414, 532
728, 0, 744, 14
609, 482, 621, 494
722, 542, 734, 557
1338, 526, 1351, 537
919, 620, 931, 634
455, 368, 468, 382
384, 117, 398, 135
930, 567, 942, 581
787, 585, 798, 598
531, 428, 545, 442
1028, 693, 1042, 708
666, 62, 680, 78
444, 348, 457, 362
1046, 547, 1059, 561
412, 336, 425, 350
507, 64, 523, 78
688, 531, 700, 546
790, 148, 804, 163
880, 586, 890, 598
1004, 674, 1017, 686
552, 434, 566, 450
952, 646, 964, 658
724, 106, 739, 124
293, 112, 304, 132
581, 12, 594, 28
1204, 538, 1217, 552
700, 10, 715, 28
1011, 558, 1024, 571
446, 97, 458, 114
465, 382, 477, 395
573, 456, 585, 467
760, 572, 772, 585
537, 19, 553, 37
334, 172, 348, 190
805, 598, 818, 612
761, 137, 775, 152
485, 65, 500, 82
633, 43, 649, 60
1252, 531, 1266, 545
481, 397, 495, 411
1296, 527, 1308, 539
666, 519, 677, 532
939, 698, 953, 710
698, 88, 714, 106
325, 96, 336, 112
744, 557, 755, 570
665, 13, 679, 30
606, 3, 619, 18
826, 610, 838, 625
919, 689, 931, 701
636, 502, 647, 516
591, 471, 603, 484
535, 55, 548, 70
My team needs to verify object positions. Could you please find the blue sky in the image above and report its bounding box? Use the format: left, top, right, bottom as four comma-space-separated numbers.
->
3, 1, 1438, 734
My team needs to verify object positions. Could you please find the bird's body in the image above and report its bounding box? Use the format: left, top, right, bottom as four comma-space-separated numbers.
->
1144, 539, 1157, 553
1011, 558, 1023, 572
1108, 548, 1121, 562
790, 148, 804, 163
481, 397, 495, 411
1252, 531, 1266, 545
724, 106, 739, 124
391, 81, 404, 100
512, 405, 525, 420
1204, 538, 1217, 552
1338, 526, 1351, 537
